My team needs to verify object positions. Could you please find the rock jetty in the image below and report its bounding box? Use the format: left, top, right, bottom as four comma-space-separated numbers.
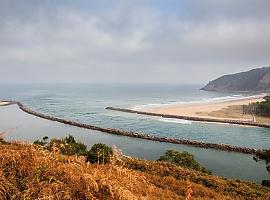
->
1, 100, 266, 155
106, 107, 270, 128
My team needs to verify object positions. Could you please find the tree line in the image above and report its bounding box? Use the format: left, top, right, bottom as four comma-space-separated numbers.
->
243, 96, 270, 116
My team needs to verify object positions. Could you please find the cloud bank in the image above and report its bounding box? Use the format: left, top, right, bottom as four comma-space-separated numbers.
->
0, 0, 270, 83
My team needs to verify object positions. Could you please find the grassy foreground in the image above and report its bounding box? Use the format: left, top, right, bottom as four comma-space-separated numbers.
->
0, 142, 269, 199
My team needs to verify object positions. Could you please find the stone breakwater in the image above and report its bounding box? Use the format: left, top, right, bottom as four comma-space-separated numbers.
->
106, 107, 270, 128
2, 101, 266, 155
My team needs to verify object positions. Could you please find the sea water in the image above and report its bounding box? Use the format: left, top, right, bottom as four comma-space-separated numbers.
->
0, 83, 269, 182
1, 83, 269, 148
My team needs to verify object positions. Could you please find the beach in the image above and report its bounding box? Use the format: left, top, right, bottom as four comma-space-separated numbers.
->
147, 95, 265, 122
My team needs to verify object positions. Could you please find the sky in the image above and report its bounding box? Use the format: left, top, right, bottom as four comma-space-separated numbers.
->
0, 0, 270, 84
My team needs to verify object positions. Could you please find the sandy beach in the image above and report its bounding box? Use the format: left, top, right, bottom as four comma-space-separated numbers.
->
148, 95, 266, 122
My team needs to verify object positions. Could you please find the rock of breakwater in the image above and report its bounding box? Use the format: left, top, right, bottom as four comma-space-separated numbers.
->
105, 107, 270, 128
8, 101, 266, 155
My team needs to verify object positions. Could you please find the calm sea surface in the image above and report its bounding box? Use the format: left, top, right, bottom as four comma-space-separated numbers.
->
0, 83, 269, 182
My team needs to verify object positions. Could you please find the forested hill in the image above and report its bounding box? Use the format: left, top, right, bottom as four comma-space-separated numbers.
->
202, 66, 270, 92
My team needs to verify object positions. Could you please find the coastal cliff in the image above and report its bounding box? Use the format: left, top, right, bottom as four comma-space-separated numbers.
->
202, 66, 270, 92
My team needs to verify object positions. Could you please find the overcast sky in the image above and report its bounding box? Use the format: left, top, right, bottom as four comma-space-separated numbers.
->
0, 0, 270, 84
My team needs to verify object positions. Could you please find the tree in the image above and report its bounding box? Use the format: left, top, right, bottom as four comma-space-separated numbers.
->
85, 143, 113, 164
34, 135, 87, 155
33, 135, 114, 164
158, 150, 211, 174
48, 135, 87, 155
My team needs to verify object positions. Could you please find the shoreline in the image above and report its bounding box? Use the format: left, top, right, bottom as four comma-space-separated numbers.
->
106, 106, 270, 128
0, 100, 267, 154
138, 94, 270, 124
146, 95, 265, 122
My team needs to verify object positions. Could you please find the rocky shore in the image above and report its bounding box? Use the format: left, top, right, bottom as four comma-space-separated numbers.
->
106, 107, 270, 128
1, 101, 266, 155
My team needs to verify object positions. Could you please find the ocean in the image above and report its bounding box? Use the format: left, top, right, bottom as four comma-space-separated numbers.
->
0, 83, 269, 182
1, 83, 269, 148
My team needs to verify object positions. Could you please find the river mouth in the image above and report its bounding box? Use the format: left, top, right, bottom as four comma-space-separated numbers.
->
0, 104, 268, 183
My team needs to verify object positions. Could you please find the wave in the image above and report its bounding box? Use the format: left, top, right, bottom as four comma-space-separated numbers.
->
132, 103, 171, 110
131, 94, 265, 111
154, 117, 192, 124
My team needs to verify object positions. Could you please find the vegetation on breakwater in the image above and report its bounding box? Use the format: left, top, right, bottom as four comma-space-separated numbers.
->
1, 100, 266, 155
0, 135, 270, 199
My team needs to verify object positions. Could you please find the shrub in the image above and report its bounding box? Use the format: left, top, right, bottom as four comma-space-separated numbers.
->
48, 135, 87, 155
33, 136, 49, 146
158, 150, 211, 174
34, 135, 87, 155
33, 136, 113, 164
85, 143, 113, 164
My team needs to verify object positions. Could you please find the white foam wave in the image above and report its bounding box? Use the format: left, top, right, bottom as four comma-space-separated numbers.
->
155, 117, 192, 124
131, 94, 265, 111
132, 103, 171, 110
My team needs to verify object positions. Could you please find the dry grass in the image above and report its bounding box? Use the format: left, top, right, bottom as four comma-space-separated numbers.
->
254, 116, 270, 124
123, 158, 270, 200
0, 142, 179, 200
0, 142, 269, 200
197, 105, 270, 125
196, 105, 253, 120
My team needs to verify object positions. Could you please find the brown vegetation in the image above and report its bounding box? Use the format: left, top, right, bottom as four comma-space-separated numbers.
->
0, 142, 178, 200
124, 158, 270, 200
0, 141, 269, 199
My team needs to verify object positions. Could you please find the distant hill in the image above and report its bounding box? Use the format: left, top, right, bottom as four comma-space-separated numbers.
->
202, 66, 270, 92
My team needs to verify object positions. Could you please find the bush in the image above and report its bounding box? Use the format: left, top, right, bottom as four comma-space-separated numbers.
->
48, 135, 87, 155
158, 150, 211, 174
34, 135, 87, 155
85, 143, 113, 164
33, 136, 114, 164
33, 136, 49, 146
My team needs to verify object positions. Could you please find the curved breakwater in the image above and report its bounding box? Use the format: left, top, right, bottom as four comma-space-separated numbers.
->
2, 101, 266, 155
106, 107, 270, 128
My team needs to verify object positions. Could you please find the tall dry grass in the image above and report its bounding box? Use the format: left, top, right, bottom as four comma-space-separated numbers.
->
0, 142, 179, 200
123, 157, 270, 200
0, 141, 269, 199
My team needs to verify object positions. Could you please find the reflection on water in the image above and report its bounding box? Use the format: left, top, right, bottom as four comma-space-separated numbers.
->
0, 105, 268, 183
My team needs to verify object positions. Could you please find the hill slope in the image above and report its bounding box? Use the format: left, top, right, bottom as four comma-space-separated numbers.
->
0, 142, 269, 199
202, 66, 270, 92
